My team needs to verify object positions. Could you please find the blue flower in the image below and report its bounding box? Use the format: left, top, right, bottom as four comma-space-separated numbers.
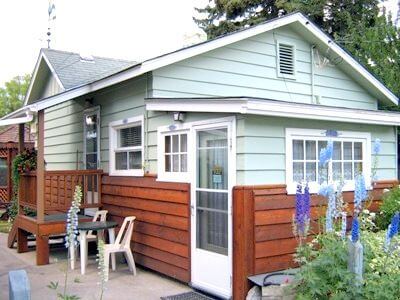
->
384, 212, 399, 252
351, 218, 359, 243
354, 174, 367, 213
373, 138, 381, 155
319, 140, 333, 166
341, 212, 347, 239
294, 184, 311, 236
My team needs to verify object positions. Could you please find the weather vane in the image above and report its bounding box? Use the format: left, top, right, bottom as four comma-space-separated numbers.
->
47, 0, 56, 48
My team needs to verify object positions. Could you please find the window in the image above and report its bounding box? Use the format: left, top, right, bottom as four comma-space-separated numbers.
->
0, 157, 7, 187
164, 133, 188, 172
109, 116, 143, 176
158, 130, 189, 182
277, 42, 296, 79
286, 128, 371, 194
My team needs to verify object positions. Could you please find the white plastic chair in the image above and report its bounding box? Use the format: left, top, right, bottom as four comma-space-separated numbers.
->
103, 216, 136, 281
86, 210, 108, 242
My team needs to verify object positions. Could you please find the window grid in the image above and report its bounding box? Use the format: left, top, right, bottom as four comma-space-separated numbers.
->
292, 139, 363, 184
164, 133, 188, 173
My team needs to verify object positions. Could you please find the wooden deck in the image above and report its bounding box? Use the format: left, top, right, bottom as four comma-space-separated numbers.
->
10, 169, 102, 265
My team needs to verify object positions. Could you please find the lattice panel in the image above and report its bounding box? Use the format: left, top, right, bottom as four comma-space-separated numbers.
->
0, 188, 8, 201
0, 149, 8, 157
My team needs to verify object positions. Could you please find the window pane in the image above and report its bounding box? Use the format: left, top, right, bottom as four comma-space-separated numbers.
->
180, 134, 187, 152
86, 154, 97, 170
333, 141, 341, 160
172, 135, 179, 153
306, 162, 316, 181
172, 154, 179, 172
319, 164, 328, 183
333, 162, 342, 180
306, 141, 316, 160
165, 155, 171, 172
165, 136, 171, 153
115, 152, 127, 170
293, 140, 304, 160
181, 154, 187, 172
318, 141, 327, 159
293, 162, 304, 182
354, 142, 362, 160
344, 162, 352, 180
354, 162, 363, 175
343, 142, 352, 160
118, 126, 141, 147
0, 158, 7, 186
128, 151, 142, 169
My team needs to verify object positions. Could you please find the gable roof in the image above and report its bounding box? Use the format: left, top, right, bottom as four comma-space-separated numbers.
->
9, 12, 399, 119
25, 48, 136, 104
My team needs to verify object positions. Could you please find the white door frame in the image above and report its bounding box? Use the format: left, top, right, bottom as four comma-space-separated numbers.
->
83, 106, 101, 169
190, 116, 236, 299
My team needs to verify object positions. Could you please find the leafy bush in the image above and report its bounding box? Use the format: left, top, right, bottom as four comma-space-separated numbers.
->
376, 186, 400, 230
293, 230, 400, 299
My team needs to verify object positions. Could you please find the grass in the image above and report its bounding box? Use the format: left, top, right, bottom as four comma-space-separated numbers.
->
0, 220, 11, 233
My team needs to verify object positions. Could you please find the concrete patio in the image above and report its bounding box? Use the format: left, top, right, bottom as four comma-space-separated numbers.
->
0, 233, 191, 300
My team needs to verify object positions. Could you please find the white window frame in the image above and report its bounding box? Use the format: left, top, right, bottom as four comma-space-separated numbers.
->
285, 128, 371, 194
109, 115, 144, 177
157, 129, 190, 182
276, 40, 297, 80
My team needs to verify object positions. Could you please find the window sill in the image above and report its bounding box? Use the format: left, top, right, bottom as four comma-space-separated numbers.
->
286, 181, 372, 195
109, 169, 144, 177
157, 173, 191, 183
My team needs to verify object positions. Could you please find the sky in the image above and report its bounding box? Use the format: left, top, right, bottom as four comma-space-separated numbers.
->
0, 0, 398, 87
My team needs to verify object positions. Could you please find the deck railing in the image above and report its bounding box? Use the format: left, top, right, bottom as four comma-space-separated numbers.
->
19, 170, 103, 212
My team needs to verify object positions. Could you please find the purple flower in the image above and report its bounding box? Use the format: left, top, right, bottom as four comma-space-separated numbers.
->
373, 138, 381, 155
319, 140, 333, 166
295, 184, 310, 236
351, 218, 359, 243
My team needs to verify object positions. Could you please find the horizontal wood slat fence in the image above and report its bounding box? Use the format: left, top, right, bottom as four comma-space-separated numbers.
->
232, 180, 398, 300
19, 170, 103, 212
101, 175, 191, 283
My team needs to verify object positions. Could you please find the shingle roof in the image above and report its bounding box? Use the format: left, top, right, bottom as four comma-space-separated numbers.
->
42, 48, 136, 90
0, 125, 35, 144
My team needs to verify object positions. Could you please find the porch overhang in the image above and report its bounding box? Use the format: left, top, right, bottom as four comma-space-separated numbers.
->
145, 97, 400, 126
0, 109, 34, 126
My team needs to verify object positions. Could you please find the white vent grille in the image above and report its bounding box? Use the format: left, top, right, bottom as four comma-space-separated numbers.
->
278, 43, 295, 76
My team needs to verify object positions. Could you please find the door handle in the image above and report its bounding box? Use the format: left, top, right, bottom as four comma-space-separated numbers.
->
190, 205, 195, 216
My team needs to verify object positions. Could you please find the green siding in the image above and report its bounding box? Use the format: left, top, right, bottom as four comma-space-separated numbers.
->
152, 27, 377, 110
44, 75, 148, 171
238, 115, 397, 185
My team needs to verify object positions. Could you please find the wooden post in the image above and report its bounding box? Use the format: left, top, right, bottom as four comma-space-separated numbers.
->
17, 228, 29, 253
36, 110, 45, 223
36, 235, 49, 265
18, 123, 25, 154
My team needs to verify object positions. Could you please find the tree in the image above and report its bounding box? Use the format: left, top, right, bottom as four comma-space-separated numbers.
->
0, 74, 31, 117
195, 0, 380, 40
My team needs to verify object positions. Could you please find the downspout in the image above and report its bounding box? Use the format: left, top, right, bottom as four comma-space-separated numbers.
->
311, 45, 316, 104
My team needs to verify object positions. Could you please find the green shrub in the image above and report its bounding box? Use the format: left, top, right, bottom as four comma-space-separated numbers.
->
376, 186, 400, 230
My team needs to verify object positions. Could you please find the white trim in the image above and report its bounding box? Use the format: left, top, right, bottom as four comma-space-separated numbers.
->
0, 112, 33, 126
20, 12, 397, 113
146, 98, 400, 126
285, 128, 371, 194
83, 106, 101, 169
109, 115, 144, 177
157, 129, 191, 183
25, 51, 65, 105
190, 116, 236, 299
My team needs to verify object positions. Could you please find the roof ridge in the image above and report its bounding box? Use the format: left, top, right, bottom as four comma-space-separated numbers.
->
41, 48, 136, 64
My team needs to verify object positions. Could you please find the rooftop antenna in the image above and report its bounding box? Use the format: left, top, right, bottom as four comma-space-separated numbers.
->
47, 0, 56, 48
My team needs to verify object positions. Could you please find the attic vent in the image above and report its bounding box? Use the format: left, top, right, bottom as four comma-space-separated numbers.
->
278, 43, 295, 78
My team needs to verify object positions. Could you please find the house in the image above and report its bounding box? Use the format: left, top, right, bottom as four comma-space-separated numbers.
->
2, 12, 400, 299
0, 125, 34, 204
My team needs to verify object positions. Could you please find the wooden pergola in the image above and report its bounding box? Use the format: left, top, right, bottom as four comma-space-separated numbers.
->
8, 111, 102, 265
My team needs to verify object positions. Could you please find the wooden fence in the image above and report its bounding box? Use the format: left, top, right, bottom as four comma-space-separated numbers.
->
19, 170, 103, 212
232, 180, 398, 300
101, 175, 191, 282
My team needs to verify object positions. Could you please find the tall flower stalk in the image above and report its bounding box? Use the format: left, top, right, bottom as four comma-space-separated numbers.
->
371, 138, 381, 184
384, 212, 399, 252
97, 239, 107, 300
63, 185, 82, 298
294, 184, 311, 243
